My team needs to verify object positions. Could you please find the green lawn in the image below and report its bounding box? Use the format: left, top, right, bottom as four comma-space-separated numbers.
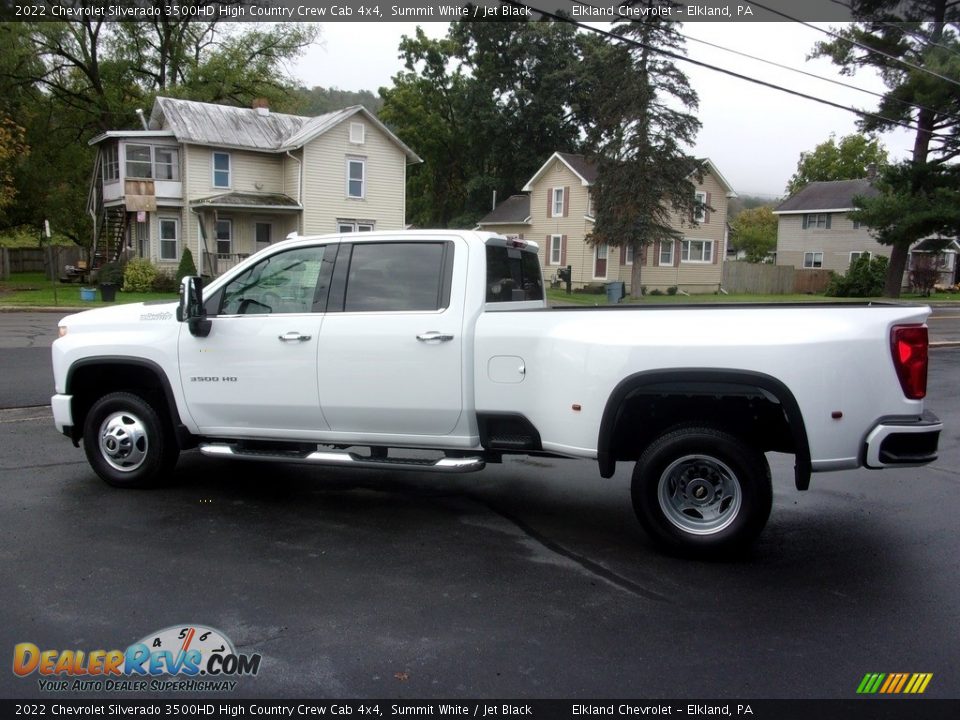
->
547, 287, 960, 306
0, 272, 177, 308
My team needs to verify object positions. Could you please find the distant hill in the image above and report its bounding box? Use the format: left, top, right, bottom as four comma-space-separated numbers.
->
728, 193, 780, 220
292, 86, 383, 116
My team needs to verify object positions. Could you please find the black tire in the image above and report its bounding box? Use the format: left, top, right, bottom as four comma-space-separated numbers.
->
631, 426, 772, 558
82, 391, 178, 488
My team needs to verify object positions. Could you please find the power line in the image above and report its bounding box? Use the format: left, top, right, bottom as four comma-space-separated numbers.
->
679, 28, 960, 125
500, 1, 953, 140
749, 0, 960, 90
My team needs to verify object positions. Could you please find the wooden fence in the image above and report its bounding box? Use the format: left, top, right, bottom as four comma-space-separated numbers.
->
722, 262, 832, 295
0, 246, 85, 280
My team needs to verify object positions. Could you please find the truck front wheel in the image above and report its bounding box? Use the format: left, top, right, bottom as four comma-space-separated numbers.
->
82, 392, 178, 488
631, 426, 772, 557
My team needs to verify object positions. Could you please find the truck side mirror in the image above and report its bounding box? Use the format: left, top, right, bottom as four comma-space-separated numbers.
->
177, 276, 212, 337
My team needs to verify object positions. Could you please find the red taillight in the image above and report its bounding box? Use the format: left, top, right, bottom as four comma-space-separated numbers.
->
891, 325, 928, 400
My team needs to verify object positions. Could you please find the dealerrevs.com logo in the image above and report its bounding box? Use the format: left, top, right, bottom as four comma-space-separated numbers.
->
13, 625, 261, 693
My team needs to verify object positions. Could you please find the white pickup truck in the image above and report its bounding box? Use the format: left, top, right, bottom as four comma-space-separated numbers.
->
51, 231, 942, 556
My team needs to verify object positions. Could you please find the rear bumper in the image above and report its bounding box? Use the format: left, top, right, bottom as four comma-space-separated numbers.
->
864, 411, 942, 468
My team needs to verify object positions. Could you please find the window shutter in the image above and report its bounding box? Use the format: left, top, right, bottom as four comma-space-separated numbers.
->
640, 244, 647, 266
825, 214, 832, 229
546, 235, 551, 264
705, 192, 712, 224
547, 188, 553, 217
561, 235, 567, 266
802, 215, 808, 230
563, 186, 570, 217
620, 246, 626, 265
713, 239, 719, 265
675, 240, 681, 267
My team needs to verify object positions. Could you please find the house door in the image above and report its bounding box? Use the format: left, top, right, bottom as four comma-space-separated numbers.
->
594, 244, 608, 279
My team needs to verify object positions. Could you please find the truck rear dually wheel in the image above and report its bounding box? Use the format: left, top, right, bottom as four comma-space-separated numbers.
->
631, 426, 771, 557
82, 392, 178, 488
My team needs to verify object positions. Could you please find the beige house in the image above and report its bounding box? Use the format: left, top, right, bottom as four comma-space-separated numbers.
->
87, 97, 421, 276
477, 152, 736, 293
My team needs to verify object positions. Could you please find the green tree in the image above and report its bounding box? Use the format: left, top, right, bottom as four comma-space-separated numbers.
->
785, 133, 888, 196
0, 117, 27, 222
379, 21, 584, 227
812, 0, 960, 297
577, 6, 703, 297
731, 206, 778, 263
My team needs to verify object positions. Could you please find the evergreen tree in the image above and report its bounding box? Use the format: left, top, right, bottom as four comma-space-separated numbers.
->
812, 0, 960, 296
577, 5, 703, 297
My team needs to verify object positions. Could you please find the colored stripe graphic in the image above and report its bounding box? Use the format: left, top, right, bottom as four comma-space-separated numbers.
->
857, 672, 932, 694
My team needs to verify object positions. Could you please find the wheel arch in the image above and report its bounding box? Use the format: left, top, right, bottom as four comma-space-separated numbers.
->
65, 357, 193, 448
597, 368, 812, 491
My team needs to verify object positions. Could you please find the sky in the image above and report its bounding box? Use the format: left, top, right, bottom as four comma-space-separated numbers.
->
292, 21, 916, 198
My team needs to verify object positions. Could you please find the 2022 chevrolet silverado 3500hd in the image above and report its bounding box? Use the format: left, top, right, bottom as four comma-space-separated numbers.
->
51, 231, 942, 556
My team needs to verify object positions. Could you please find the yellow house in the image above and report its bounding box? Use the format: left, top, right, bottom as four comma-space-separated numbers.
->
477, 152, 736, 293
88, 97, 421, 275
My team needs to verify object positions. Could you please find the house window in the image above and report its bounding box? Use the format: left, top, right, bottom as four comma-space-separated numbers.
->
549, 234, 562, 265
125, 144, 153, 179
625, 245, 635, 265
102, 144, 119, 183
660, 241, 674, 266
682, 239, 713, 263
347, 158, 365, 199
804, 213, 830, 229
804, 251, 824, 269
154, 147, 179, 181
852, 218, 862, 230
587, 193, 595, 218
212, 152, 231, 188
159, 218, 178, 261
338, 220, 375, 233
850, 251, 871, 264
551, 187, 565, 217
694, 191, 707, 222
215, 219, 232, 256
349, 122, 365, 144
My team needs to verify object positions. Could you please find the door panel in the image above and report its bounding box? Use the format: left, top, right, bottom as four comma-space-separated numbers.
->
317, 240, 464, 437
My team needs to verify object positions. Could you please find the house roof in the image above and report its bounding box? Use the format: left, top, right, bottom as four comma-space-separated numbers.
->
147, 97, 421, 162
477, 194, 531, 225
912, 237, 960, 252
774, 179, 880, 214
189, 192, 302, 211
521, 152, 736, 197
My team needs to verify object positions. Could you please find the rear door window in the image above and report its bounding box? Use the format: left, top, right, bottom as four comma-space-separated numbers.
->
335, 242, 453, 312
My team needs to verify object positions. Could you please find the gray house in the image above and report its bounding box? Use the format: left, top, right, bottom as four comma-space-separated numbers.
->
87, 97, 421, 276
774, 179, 958, 288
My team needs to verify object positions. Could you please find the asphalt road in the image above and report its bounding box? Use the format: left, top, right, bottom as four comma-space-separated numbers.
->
0, 309, 957, 702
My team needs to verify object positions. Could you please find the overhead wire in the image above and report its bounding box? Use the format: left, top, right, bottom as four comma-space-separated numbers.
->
498, 0, 955, 139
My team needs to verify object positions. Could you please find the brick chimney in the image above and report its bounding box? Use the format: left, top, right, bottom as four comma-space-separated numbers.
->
252, 98, 270, 116
866, 162, 877, 181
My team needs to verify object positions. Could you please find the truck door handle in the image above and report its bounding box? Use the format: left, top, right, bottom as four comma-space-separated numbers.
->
416, 331, 455, 343
278, 331, 311, 342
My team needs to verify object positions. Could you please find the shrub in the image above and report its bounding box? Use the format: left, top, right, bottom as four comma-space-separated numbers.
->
151, 271, 178, 293
650, 288, 664, 296
667, 286, 678, 296
97, 261, 124, 286
176, 247, 198, 283
826, 255, 888, 297
122, 258, 158, 293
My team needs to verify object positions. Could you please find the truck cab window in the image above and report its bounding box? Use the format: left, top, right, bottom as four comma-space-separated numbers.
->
341, 242, 451, 312
485, 245, 544, 303
219, 246, 331, 315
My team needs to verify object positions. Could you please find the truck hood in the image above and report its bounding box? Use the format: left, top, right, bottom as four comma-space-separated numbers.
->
58, 300, 179, 332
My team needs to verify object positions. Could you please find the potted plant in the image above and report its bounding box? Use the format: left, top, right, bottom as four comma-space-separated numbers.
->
97, 262, 124, 302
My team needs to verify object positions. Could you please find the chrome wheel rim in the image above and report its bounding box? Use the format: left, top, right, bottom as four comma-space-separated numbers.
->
98, 411, 149, 473
657, 455, 742, 535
